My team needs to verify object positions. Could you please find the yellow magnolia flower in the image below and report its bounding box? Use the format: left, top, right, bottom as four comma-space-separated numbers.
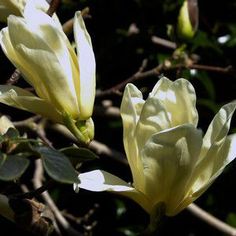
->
74, 77, 236, 217
0, 0, 96, 143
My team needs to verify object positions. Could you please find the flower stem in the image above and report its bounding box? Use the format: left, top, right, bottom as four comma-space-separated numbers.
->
63, 113, 90, 144
142, 202, 166, 235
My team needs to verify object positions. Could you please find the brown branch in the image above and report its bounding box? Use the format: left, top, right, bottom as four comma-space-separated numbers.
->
93, 100, 120, 118
151, 36, 177, 49
187, 203, 236, 236
47, 0, 60, 17
96, 60, 233, 98
62, 7, 91, 35
6, 69, 21, 85
188, 64, 233, 73
96, 59, 160, 97
50, 123, 128, 166
33, 159, 83, 236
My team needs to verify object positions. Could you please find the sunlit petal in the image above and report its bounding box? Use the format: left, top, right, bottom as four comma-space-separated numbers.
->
0, 85, 63, 123
150, 77, 198, 127
141, 124, 202, 215
74, 11, 96, 119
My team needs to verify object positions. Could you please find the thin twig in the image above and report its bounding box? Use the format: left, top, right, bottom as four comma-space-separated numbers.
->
62, 7, 91, 35
50, 124, 128, 166
188, 64, 233, 73
151, 36, 177, 49
47, 0, 60, 17
94, 100, 120, 117
96, 61, 233, 98
13, 115, 41, 127
187, 203, 236, 236
6, 69, 21, 85
96, 60, 161, 97
33, 159, 83, 236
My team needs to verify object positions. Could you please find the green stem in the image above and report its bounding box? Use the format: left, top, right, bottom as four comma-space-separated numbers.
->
63, 113, 90, 144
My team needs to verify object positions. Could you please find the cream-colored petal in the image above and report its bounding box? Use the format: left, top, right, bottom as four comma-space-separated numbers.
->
23, 0, 62, 29
0, 26, 55, 107
150, 77, 198, 127
178, 135, 236, 216
189, 102, 236, 190
5, 15, 80, 118
135, 96, 171, 151
141, 124, 202, 216
0, 0, 24, 22
200, 101, 236, 160
74, 170, 152, 213
172, 103, 236, 214
74, 11, 96, 119
120, 84, 145, 190
75, 170, 134, 192
190, 133, 236, 196
0, 116, 14, 135
0, 85, 63, 123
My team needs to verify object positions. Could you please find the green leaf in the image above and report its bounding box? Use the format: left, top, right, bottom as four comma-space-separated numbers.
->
34, 146, 79, 184
60, 146, 98, 162
0, 153, 30, 181
3, 128, 20, 139
0, 135, 4, 144
226, 213, 236, 227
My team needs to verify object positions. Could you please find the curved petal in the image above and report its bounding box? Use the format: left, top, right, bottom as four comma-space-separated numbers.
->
0, 85, 63, 123
182, 102, 236, 206
74, 11, 96, 119
200, 101, 236, 160
23, 0, 62, 29
173, 135, 236, 216
120, 84, 145, 190
141, 124, 202, 216
150, 77, 198, 127
0, 0, 24, 22
1, 13, 80, 118
74, 170, 152, 213
135, 96, 171, 151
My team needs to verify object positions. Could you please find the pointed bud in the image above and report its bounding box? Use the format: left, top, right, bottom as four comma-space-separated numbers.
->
177, 0, 199, 40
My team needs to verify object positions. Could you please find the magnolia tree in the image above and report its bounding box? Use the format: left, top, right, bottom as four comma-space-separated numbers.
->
0, 0, 236, 235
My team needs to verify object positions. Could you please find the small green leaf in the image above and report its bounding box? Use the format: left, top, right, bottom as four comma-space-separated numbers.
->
34, 146, 79, 184
60, 146, 98, 162
0, 153, 30, 181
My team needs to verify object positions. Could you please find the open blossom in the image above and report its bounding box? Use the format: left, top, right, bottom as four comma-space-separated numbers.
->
74, 77, 236, 216
0, 0, 96, 143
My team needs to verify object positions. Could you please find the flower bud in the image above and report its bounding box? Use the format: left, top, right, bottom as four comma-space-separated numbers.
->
177, 0, 199, 40
0, 1, 96, 143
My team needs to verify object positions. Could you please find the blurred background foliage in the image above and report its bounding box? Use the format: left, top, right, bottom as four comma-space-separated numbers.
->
1, 0, 236, 235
